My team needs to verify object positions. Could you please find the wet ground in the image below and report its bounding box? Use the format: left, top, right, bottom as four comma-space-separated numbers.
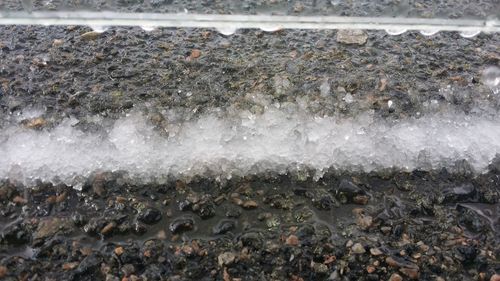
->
0, 169, 499, 280
0, 24, 499, 280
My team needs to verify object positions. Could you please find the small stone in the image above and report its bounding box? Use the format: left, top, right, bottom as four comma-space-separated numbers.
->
114, 246, 124, 256
0, 266, 7, 278
137, 208, 162, 224
285, 235, 299, 246
386, 257, 399, 268
212, 219, 236, 235
379, 78, 388, 92
56, 192, 67, 203
101, 222, 116, 235
12, 195, 27, 205
312, 262, 328, 274
417, 241, 429, 252
121, 264, 135, 277
352, 243, 366, 254
169, 216, 195, 234
490, 274, 500, 281
381, 226, 392, 235
218, 252, 236, 266
23, 117, 47, 129
232, 197, 243, 206
62, 262, 79, 270
189, 49, 201, 59
389, 273, 403, 281
182, 245, 194, 256
353, 195, 369, 205
242, 200, 258, 209
81, 31, 101, 41
336, 29, 368, 45
223, 267, 231, 281
366, 265, 376, 273
46, 195, 57, 204
156, 230, 167, 239
400, 267, 420, 279
370, 248, 383, 256
356, 214, 373, 230
214, 195, 225, 205
34, 217, 73, 241
52, 39, 64, 47
273, 74, 292, 96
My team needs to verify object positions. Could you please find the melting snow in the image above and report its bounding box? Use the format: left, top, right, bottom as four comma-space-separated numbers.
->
1, 107, 500, 186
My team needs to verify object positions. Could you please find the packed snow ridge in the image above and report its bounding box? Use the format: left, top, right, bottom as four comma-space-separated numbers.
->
1, 106, 500, 187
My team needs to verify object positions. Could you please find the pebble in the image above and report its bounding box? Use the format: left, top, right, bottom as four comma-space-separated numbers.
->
400, 267, 419, 279
121, 264, 135, 276
353, 195, 369, 205
285, 234, 299, 246
212, 219, 236, 235
352, 243, 366, 254
218, 252, 236, 266
56, 191, 67, 203
169, 216, 195, 234
0, 266, 7, 278
189, 49, 201, 59
52, 39, 64, 47
12, 195, 27, 204
23, 117, 47, 129
33, 217, 72, 241
312, 262, 329, 274
389, 273, 403, 281
137, 207, 162, 224
81, 31, 101, 41
100, 222, 116, 235
491, 274, 500, 281
232, 197, 243, 206
62, 262, 79, 270
242, 200, 258, 209
370, 248, 383, 256
356, 214, 373, 230
381, 226, 392, 235
114, 246, 124, 256
336, 30, 368, 45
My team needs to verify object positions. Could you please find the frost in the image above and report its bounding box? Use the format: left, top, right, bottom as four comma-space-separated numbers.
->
1, 107, 500, 186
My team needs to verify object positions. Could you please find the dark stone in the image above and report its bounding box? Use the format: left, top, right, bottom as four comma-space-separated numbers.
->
71, 212, 87, 227
195, 202, 216, 219
442, 183, 476, 203
137, 208, 162, 224
225, 206, 241, 218
296, 224, 315, 239
169, 216, 195, 234
212, 219, 236, 235
0, 221, 30, 245
133, 221, 147, 235
455, 245, 478, 264
239, 231, 263, 248
74, 253, 103, 277
83, 218, 106, 235
313, 193, 337, 210
178, 200, 192, 211
334, 179, 365, 203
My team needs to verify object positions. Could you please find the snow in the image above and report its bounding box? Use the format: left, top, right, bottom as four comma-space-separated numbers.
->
1, 106, 500, 187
